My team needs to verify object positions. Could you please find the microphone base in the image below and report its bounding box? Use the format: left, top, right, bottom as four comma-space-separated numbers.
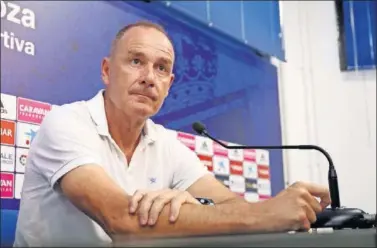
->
311, 207, 376, 229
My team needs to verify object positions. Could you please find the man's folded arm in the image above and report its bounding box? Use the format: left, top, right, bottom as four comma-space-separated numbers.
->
37, 108, 270, 239
59, 164, 268, 240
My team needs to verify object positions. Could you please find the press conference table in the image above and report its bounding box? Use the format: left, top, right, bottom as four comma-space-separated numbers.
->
113, 228, 376, 247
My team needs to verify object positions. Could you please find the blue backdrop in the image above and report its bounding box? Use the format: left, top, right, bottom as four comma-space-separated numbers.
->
156, 1, 285, 60
1, 1, 284, 242
337, 0, 376, 70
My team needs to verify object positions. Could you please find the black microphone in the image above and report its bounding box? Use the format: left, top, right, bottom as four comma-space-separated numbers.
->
192, 121, 376, 229
192, 121, 340, 209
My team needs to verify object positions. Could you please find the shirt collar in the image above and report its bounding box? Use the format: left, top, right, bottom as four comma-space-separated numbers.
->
86, 89, 157, 144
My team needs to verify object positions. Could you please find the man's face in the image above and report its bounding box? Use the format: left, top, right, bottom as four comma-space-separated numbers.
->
101, 26, 175, 118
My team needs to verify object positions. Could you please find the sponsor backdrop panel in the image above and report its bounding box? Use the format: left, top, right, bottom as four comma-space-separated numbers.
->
1, 92, 272, 209
1, 1, 281, 211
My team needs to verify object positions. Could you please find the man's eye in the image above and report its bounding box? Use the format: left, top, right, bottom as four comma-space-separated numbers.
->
158, 65, 166, 71
131, 59, 140, 65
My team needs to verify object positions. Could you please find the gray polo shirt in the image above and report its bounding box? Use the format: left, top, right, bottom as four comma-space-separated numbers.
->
13, 90, 210, 246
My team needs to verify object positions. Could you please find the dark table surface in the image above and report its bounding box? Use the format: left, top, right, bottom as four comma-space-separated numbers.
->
113, 228, 376, 247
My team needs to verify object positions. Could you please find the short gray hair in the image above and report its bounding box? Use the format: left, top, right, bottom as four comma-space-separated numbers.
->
110, 20, 174, 55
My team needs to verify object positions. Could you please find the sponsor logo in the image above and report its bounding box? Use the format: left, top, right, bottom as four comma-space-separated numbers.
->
0, 100, 6, 114
19, 155, 27, 165
0, 145, 15, 172
231, 149, 241, 157
195, 136, 213, 156
1, 148, 13, 164
16, 147, 29, 173
256, 150, 269, 165
245, 178, 258, 193
197, 154, 213, 172
244, 192, 259, 202
201, 141, 209, 151
244, 149, 256, 161
0, 172, 14, 198
17, 97, 51, 124
257, 165, 270, 179
149, 177, 156, 184
0, 120, 15, 145
229, 175, 246, 193
230, 161, 243, 176
177, 132, 195, 150
16, 122, 39, 148
257, 179, 271, 196
228, 144, 243, 161
215, 175, 229, 187
0, 93, 17, 120
25, 130, 37, 145
213, 142, 228, 156
212, 155, 230, 175
243, 161, 258, 179
260, 154, 267, 163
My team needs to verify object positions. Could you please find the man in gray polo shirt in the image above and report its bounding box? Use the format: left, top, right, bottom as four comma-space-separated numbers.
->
14, 21, 331, 246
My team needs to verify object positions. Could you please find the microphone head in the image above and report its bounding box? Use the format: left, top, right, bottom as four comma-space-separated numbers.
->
192, 122, 206, 135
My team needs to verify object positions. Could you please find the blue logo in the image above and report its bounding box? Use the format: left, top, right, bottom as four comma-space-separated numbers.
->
219, 161, 225, 169
149, 177, 156, 184
25, 129, 37, 145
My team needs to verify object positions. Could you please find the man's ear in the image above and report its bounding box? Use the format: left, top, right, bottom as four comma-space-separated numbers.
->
166, 73, 175, 97
101, 57, 110, 86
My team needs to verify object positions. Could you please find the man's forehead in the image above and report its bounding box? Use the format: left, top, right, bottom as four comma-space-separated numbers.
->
119, 27, 174, 59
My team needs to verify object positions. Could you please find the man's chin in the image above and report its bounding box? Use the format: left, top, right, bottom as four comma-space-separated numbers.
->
129, 104, 156, 118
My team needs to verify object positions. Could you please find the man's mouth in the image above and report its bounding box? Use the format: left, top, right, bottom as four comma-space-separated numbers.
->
132, 93, 156, 101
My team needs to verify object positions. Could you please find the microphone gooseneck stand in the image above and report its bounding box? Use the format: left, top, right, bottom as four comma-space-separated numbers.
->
192, 121, 376, 230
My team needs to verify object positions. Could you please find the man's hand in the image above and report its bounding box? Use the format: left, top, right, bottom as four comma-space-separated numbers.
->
261, 181, 331, 232
129, 189, 200, 226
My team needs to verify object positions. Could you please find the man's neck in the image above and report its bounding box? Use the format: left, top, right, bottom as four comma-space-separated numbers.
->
104, 95, 145, 157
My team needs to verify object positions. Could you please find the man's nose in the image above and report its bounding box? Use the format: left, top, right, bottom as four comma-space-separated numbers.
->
141, 64, 156, 87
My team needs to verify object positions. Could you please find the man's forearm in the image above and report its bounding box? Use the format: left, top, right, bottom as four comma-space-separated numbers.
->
112, 200, 269, 240
216, 194, 247, 205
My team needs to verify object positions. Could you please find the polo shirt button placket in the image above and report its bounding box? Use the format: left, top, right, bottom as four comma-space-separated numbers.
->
116, 150, 128, 169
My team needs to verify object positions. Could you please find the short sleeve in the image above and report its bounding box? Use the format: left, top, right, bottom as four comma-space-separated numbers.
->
169, 138, 212, 190
30, 105, 102, 189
